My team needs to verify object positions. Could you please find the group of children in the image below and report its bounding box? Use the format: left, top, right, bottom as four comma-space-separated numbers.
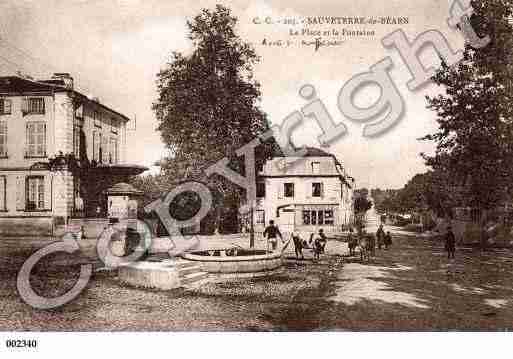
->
347, 224, 393, 257
262, 220, 394, 261
292, 229, 328, 260
262, 220, 328, 260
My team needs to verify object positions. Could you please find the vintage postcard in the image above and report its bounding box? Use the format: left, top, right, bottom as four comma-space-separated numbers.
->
0, 0, 511, 357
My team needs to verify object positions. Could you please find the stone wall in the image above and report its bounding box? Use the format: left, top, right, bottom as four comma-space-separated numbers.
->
0, 217, 54, 237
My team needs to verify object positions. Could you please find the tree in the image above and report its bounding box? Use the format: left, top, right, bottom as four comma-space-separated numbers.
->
423, 0, 513, 247
354, 196, 372, 213
152, 5, 277, 233
353, 194, 373, 234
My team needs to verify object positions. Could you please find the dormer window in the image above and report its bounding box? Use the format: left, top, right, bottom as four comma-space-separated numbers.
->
0, 99, 12, 115
22, 97, 45, 115
311, 161, 320, 174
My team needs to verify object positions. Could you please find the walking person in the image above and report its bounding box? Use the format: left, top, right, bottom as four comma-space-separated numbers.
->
348, 227, 357, 256
313, 236, 323, 261
368, 232, 376, 257
318, 228, 328, 253
445, 226, 456, 259
292, 231, 304, 260
384, 231, 392, 249
263, 220, 283, 251
358, 230, 369, 262
376, 224, 385, 250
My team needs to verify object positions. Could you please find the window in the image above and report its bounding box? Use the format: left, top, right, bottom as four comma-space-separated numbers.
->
0, 176, 5, 211
94, 111, 101, 127
312, 182, 323, 197
73, 126, 81, 158
256, 182, 266, 198
324, 210, 334, 225
22, 97, 45, 115
0, 99, 12, 115
93, 131, 100, 162
302, 210, 311, 225
284, 183, 294, 198
256, 210, 265, 224
311, 162, 320, 174
110, 118, 118, 134
302, 209, 335, 226
26, 176, 44, 211
26, 122, 46, 157
101, 135, 108, 163
0, 121, 6, 157
109, 137, 118, 164
311, 210, 318, 225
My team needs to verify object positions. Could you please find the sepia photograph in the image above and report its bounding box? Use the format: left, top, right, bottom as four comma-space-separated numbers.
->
0, 0, 512, 357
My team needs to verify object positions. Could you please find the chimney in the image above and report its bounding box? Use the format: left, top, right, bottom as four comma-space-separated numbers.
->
52, 72, 74, 90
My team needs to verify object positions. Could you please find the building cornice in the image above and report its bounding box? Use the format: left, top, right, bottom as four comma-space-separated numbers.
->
258, 174, 343, 178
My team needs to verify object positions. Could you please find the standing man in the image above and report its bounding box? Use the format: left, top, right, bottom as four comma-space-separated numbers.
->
292, 231, 304, 260
376, 224, 385, 250
445, 226, 456, 259
384, 231, 392, 249
263, 220, 283, 251
348, 227, 357, 256
318, 228, 328, 253
367, 232, 376, 257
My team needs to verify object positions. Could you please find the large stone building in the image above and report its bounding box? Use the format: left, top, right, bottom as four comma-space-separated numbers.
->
0, 74, 146, 236
251, 147, 354, 234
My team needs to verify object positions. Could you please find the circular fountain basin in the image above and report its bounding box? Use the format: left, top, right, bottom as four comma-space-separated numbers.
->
181, 248, 283, 278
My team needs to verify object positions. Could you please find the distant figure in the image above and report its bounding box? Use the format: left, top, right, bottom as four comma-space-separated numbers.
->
367, 232, 376, 256
348, 227, 357, 256
358, 230, 370, 262
313, 236, 323, 261
445, 226, 456, 259
318, 228, 328, 253
384, 231, 392, 249
263, 220, 283, 251
292, 231, 304, 260
376, 224, 385, 250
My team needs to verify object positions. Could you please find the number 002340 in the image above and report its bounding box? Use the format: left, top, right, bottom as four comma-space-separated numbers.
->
5, 339, 37, 348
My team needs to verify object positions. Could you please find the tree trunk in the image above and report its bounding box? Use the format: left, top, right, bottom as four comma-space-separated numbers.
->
480, 208, 488, 251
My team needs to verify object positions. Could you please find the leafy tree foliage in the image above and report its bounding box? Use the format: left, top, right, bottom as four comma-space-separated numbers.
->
354, 189, 373, 214
422, 0, 513, 217
146, 5, 278, 233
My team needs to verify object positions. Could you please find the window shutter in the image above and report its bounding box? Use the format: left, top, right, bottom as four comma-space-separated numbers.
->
306, 182, 311, 199
5, 99, 11, 114
21, 98, 28, 115
321, 183, 325, 198
0, 176, 6, 210
278, 184, 283, 199
16, 175, 25, 211
44, 175, 52, 210
43, 123, 47, 156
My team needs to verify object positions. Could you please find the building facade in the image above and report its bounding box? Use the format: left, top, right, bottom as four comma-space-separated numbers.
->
251, 147, 354, 234
0, 74, 145, 236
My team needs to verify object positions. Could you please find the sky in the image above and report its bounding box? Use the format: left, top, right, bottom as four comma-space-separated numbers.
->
0, 0, 465, 189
